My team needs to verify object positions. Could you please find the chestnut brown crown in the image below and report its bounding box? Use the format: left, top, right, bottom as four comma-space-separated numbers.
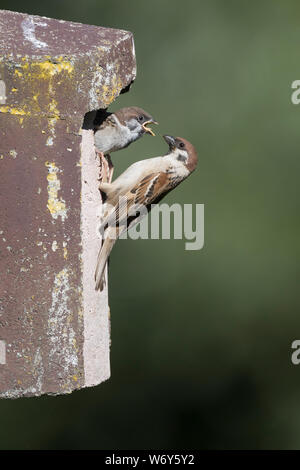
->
163, 135, 198, 172
114, 106, 157, 127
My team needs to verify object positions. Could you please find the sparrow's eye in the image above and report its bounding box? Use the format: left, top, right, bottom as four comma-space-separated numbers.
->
179, 142, 185, 149
138, 115, 144, 122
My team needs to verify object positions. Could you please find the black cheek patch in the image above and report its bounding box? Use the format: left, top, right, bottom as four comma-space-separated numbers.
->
177, 154, 187, 162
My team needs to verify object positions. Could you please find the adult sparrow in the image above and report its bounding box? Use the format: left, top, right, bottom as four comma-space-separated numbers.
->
95, 135, 198, 290
94, 106, 158, 182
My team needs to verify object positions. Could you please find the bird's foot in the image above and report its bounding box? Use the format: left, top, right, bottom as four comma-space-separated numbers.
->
96, 151, 110, 183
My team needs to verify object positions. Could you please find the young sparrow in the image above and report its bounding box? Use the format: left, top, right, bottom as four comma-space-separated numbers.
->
95, 135, 198, 290
94, 107, 158, 182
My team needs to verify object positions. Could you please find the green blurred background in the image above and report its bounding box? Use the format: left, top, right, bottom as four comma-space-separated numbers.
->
1, 0, 300, 450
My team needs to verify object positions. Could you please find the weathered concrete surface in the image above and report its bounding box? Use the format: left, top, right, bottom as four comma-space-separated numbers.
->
0, 10, 136, 398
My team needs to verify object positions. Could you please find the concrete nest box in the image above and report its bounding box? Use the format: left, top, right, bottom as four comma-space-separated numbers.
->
0, 9, 136, 398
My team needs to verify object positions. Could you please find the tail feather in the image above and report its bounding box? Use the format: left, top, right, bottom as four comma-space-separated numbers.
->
95, 230, 116, 291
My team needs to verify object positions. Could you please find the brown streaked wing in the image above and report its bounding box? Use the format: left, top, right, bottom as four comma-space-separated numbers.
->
103, 170, 184, 231
134, 171, 184, 206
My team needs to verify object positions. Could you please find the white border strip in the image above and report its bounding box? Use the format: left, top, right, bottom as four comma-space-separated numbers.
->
81, 129, 110, 387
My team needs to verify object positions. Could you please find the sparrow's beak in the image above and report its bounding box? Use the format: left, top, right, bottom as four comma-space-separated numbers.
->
163, 134, 176, 150
142, 119, 158, 137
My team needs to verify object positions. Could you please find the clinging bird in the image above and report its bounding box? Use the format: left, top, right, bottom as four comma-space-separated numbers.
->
94, 106, 158, 182
95, 135, 198, 290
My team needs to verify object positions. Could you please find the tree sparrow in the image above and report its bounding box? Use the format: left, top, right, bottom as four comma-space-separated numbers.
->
95, 135, 198, 290
94, 106, 158, 182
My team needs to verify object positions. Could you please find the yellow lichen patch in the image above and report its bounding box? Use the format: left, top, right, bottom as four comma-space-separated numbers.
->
101, 75, 123, 108
72, 338, 78, 353
20, 56, 74, 78
72, 375, 78, 382
48, 99, 60, 120
0, 105, 29, 115
63, 241, 68, 260
10, 56, 74, 130
48, 200, 66, 219
45, 162, 68, 221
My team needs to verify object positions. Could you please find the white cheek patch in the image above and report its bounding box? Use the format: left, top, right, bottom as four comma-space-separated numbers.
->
176, 149, 188, 162
126, 118, 139, 131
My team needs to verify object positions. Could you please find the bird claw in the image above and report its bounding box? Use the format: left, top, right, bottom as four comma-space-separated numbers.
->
95, 151, 114, 184
96, 151, 109, 183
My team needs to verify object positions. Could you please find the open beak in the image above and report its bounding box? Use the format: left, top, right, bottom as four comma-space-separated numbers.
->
142, 119, 158, 136
163, 134, 176, 150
